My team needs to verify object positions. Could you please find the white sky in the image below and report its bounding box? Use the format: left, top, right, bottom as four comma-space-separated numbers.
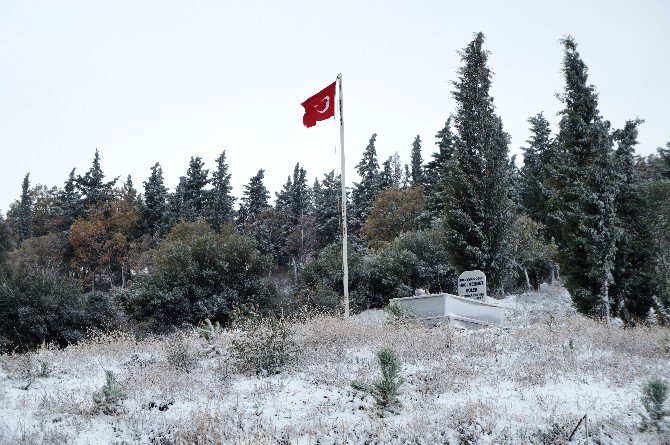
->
1, 1, 669, 214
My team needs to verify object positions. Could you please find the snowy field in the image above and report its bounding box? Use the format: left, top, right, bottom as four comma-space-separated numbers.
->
0, 286, 668, 444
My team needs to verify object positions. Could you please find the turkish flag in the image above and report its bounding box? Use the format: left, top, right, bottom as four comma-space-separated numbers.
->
301, 81, 336, 128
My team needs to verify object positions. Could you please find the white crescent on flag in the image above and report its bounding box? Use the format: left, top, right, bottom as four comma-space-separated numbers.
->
316, 96, 330, 114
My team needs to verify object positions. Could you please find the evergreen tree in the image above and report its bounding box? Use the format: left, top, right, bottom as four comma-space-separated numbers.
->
443, 33, 515, 294
425, 118, 456, 218
656, 142, 670, 179
57, 168, 83, 229
379, 157, 394, 190
379, 153, 403, 190
181, 156, 209, 221
609, 119, 656, 319
121, 175, 141, 208
313, 171, 342, 249
143, 163, 169, 239
237, 169, 271, 228
402, 164, 411, 189
410, 135, 424, 186
275, 163, 313, 268
208, 150, 236, 232
0, 213, 11, 275
287, 163, 310, 226
351, 134, 381, 231
520, 113, 553, 225
551, 36, 622, 321
76, 149, 117, 209
18, 173, 33, 243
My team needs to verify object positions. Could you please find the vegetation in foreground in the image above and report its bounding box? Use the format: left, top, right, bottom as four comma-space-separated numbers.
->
0, 287, 668, 444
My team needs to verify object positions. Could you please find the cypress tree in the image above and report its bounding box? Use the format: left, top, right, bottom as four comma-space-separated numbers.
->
76, 149, 117, 208
410, 135, 424, 187
443, 32, 515, 294
313, 171, 342, 249
121, 175, 141, 208
351, 134, 381, 231
57, 168, 83, 228
379, 157, 394, 190
520, 113, 553, 225
379, 153, 403, 190
656, 142, 670, 179
18, 173, 33, 243
181, 156, 209, 221
552, 36, 621, 321
208, 151, 236, 232
0, 213, 11, 275
425, 118, 456, 218
288, 163, 310, 226
237, 169, 271, 228
143, 163, 168, 239
609, 119, 656, 319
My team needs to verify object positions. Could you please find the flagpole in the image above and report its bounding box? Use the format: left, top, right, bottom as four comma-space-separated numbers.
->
337, 73, 349, 318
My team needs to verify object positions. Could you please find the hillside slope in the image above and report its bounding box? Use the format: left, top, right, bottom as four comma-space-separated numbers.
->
0, 286, 668, 444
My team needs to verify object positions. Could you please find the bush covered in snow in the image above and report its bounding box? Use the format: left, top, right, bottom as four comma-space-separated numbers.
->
0, 267, 125, 352
128, 221, 276, 330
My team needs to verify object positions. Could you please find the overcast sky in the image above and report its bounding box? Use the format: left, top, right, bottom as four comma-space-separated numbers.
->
1, 0, 669, 214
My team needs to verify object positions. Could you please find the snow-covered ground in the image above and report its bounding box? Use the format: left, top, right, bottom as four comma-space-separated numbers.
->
0, 286, 668, 444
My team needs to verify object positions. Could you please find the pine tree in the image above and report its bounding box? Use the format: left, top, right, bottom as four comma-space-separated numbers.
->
313, 171, 342, 249
551, 36, 622, 321
379, 157, 394, 190
76, 149, 117, 209
656, 142, 670, 179
410, 135, 424, 187
0, 213, 11, 275
402, 164, 411, 189
379, 153, 403, 190
18, 173, 33, 243
237, 169, 271, 228
425, 118, 456, 218
520, 113, 553, 225
351, 134, 381, 231
287, 163, 310, 226
121, 175, 141, 208
609, 119, 656, 319
57, 168, 83, 229
443, 33, 515, 294
181, 156, 209, 221
275, 163, 313, 268
143, 163, 169, 239
208, 151, 236, 232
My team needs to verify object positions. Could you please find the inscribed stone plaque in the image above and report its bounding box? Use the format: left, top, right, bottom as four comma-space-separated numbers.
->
458, 270, 486, 300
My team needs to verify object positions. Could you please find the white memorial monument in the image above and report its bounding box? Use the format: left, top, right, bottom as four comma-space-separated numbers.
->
389, 270, 505, 328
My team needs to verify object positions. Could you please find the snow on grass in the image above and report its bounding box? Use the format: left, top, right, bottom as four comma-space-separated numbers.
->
0, 285, 668, 444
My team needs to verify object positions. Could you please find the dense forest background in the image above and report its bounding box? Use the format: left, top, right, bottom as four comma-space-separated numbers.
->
1, 34, 669, 352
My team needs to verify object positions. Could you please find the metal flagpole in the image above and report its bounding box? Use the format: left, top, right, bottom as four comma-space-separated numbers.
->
337, 73, 349, 318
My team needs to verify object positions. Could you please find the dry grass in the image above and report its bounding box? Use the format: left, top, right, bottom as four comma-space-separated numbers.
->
0, 286, 668, 444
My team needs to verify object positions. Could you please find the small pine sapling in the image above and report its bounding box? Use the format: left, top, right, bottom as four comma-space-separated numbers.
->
92, 370, 125, 415
351, 348, 404, 414
196, 318, 221, 343
639, 378, 669, 432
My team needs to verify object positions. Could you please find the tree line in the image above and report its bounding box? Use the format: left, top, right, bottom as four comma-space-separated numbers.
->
1, 32, 669, 350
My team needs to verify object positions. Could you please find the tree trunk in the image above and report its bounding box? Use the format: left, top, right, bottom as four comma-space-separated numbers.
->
603, 278, 611, 325
550, 264, 556, 285
523, 267, 532, 290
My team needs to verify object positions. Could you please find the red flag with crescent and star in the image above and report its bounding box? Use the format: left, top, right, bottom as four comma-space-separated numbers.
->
301, 81, 336, 128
